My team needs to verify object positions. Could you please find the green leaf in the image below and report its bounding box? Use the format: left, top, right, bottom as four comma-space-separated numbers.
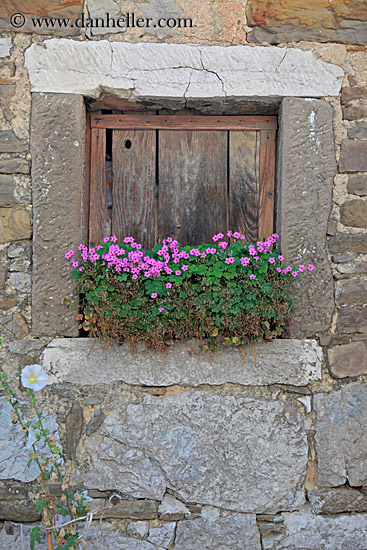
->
56, 534, 79, 549
36, 497, 47, 513
30, 526, 41, 550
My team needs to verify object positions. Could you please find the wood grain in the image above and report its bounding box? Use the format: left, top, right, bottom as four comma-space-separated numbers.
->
83, 113, 91, 244
158, 130, 228, 246
112, 129, 156, 248
89, 128, 110, 247
91, 114, 277, 130
258, 129, 276, 240
229, 131, 260, 243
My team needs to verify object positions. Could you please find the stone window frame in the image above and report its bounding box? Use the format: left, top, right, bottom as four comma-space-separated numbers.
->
31, 93, 335, 340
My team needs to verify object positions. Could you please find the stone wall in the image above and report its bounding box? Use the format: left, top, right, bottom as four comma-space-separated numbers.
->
0, 1, 367, 548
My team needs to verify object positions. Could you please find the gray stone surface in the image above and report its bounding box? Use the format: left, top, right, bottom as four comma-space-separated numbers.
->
277, 98, 335, 337
0, 524, 46, 550
87, 0, 121, 35
8, 338, 47, 355
25, 39, 343, 98
9, 272, 31, 293
0, 38, 11, 58
308, 488, 367, 515
314, 382, 367, 487
340, 140, 367, 172
0, 175, 16, 205
262, 507, 367, 550
0, 397, 61, 482
0, 158, 30, 175
31, 93, 85, 337
81, 524, 166, 550
148, 522, 176, 548
336, 278, 367, 306
328, 341, 367, 378
175, 507, 261, 550
42, 338, 322, 387
328, 233, 367, 254
348, 174, 367, 196
126, 521, 149, 538
158, 494, 191, 521
80, 390, 311, 513
0, 130, 28, 153
337, 305, 367, 333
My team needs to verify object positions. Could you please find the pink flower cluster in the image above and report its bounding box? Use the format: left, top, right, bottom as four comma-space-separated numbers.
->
65, 233, 315, 286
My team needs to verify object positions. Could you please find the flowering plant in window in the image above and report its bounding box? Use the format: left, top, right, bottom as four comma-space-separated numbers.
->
65, 232, 314, 351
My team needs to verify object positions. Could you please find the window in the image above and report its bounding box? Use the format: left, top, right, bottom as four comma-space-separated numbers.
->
86, 112, 277, 248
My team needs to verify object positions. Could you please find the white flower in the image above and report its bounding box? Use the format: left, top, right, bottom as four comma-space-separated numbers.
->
74, 490, 93, 505
21, 364, 48, 392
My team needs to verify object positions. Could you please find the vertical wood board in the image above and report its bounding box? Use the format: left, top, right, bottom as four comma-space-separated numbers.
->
112, 129, 156, 248
229, 130, 260, 242
259, 129, 276, 240
158, 130, 228, 246
89, 128, 109, 247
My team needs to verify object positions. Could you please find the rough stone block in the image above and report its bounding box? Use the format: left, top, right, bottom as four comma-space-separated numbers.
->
262, 508, 367, 549
94, 500, 158, 520
0, 130, 28, 153
0, 175, 17, 205
340, 199, 367, 227
175, 507, 261, 550
9, 272, 31, 293
0, 313, 29, 338
314, 382, 367, 487
336, 279, 367, 306
80, 390, 311, 514
348, 122, 367, 139
25, 39, 343, 98
158, 494, 191, 521
0, 0, 83, 36
42, 338, 322, 387
328, 341, 367, 378
343, 104, 367, 120
308, 488, 367, 515
31, 93, 85, 337
0, 397, 61, 482
0, 159, 30, 175
348, 174, 367, 196
277, 99, 335, 337
0, 38, 11, 58
246, 0, 367, 45
328, 233, 367, 254
337, 305, 367, 333
65, 402, 83, 460
0, 294, 16, 310
0, 207, 31, 244
340, 140, 367, 172
342, 87, 367, 104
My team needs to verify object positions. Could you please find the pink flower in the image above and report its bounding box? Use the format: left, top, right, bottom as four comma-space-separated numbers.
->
292, 271, 298, 277
272, 233, 279, 240
225, 257, 235, 264
240, 257, 250, 266
254, 256, 260, 261
79, 266, 84, 272
233, 232, 241, 239
151, 293, 157, 299
104, 236, 110, 243
158, 307, 165, 312
72, 259, 78, 268
110, 235, 118, 242
166, 283, 172, 289
276, 267, 282, 272
65, 250, 74, 260
308, 264, 315, 271
278, 255, 284, 261
132, 274, 138, 279
298, 265, 305, 272
227, 230, 233, 237
218, 241, 228, 249
269, 257, 275, 263
249, 274, 256, 280
175, 270, 181, 276
182, 265, 189, 271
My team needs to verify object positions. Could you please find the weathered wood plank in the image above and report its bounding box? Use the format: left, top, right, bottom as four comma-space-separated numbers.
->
259, 129, 276, 240
89, 128, 110, 247
112, 129, 156, 248
158, 130, 228, 246
83, 113, 91, 244
91, 114, 277, 130
229, 131, 260, 243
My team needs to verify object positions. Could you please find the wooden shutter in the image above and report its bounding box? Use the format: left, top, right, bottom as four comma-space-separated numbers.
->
88, 113, 276, 247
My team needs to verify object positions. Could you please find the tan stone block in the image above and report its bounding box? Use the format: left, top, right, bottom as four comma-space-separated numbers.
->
336, 279, 367, 306
340, 200, 367, 227
347, 174, 367, 196
0, 175, 17, 205
0, 158, 30, 175
340, 140, 367, 172
328, 341, 367, 378
342, 87, 367, 104
0, 0, 83, 36
328, 233, 367, 254
246, 0, 367, 45
348, 122, 367, 139
0, 294, 16, 310
0, 206, 31, 244
337, 306, 367, 333
0, 312, 29, 338
343, 104, 367, 120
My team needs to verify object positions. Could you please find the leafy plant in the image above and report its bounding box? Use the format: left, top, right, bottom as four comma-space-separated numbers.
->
65, 231, 315, 351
